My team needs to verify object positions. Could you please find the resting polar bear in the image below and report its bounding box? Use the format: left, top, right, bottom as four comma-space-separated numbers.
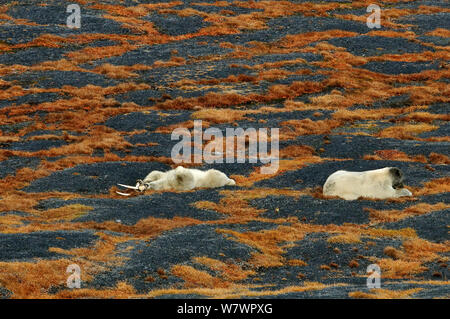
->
323, 167, 413, 200
129, 166, 236, 192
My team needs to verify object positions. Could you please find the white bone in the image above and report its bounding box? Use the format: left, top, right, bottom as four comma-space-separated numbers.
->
116, 191, 132, 196
117, 183, 139, 190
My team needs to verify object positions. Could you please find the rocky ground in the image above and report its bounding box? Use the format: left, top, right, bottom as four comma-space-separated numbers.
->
0, 0, 449, 299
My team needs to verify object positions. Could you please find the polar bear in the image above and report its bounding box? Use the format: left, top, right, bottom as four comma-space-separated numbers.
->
117, 166, 235, 194
323, 167, 413, 200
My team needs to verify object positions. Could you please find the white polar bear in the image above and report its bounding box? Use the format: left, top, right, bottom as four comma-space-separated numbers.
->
117, 166, 235, 195
323, 167, 413, 200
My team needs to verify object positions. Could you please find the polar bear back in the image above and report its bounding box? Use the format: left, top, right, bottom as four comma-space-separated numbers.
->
199, 169, 236, 188
323, 167, 405, 200
143, 167, 235, 191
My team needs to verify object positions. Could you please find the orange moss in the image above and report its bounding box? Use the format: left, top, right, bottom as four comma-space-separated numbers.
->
428, 153, 450, 164
171, 265, 230, 288
39, 204, 93, 222
279, 118, 342, 138
0, 259, 87, 298
377, 123, 438, 139
232, 157, 325, 187
280, 144, 315, 159
332, 108, 405, 121
192, 108, 250, 123
413, 177, 450, 196
54, 281, 137, 299
0, 135, 20, 143
92, 63, 151, 79
152, 56, 186, 68
377, 259, 427, 279
281, 30, 358, 48
363, 149, 427, 163
132, 216, 201, 236
287, 259, 308, 267
426, 28, 450, 38
155, 92, 255, 110
327, 233, 361, 244
399, 112, 450, 123
65, 44, 138, 64
218, 224, 310, 268
193, 256, 256, 281
367, 202, 449, 223
0, 231, 129, 298
349, 288, 422, 299
402, 238, 449, 263
384, 246, 404, 260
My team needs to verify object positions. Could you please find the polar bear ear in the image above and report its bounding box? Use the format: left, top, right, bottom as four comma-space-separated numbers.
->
389, 167, 403, 179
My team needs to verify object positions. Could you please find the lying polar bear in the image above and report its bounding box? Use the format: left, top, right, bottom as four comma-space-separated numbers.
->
323, 167, 413, 200
117, 166, 235, 195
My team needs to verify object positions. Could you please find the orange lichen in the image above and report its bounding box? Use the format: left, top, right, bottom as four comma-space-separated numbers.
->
92, 63, 151, 79
193, 256, 256, 281
65, 44, 138, 64
1, 0, 448, 299
413, 177, 450, 196
287, 259, 308, 267
377, 259, 428, 279
171, 265, 230, 288
428, 153, 450, 164
0, 259, 87, 299
377, 124, 439, 140
279, 119, 342, 138
280, 145, 316, 159
426, 28, 450, 38
366, 202, 450, 223
349, 288, 422, 299
327, 233, 361, 244
39, 204, 93, 222
384, 246, 404, 260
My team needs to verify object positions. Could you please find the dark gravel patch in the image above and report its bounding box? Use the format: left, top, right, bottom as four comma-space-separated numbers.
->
87, 224, 256, 293
0, 92, 63, 110
4, 70, 117, 89
23, 161, 171, 194
5, 139, 67, 151
384, 209, 450, 243
147, 14, 211, 36
327, 36, 433, 56
34, 189, 226, 224
0, 47, 67, 66
267, 16, 369, 35
397, 13, 450, 34
0, 230, 98, 261
104, 111, 191, 132
0, 156, 41, 179
360, 61, 440, 75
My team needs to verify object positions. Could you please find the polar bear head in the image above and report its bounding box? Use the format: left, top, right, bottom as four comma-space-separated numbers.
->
388, 167, 405, 189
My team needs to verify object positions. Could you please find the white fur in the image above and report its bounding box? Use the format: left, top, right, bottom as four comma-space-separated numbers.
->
141, 166, 236, 191
323, 167, 412, 200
